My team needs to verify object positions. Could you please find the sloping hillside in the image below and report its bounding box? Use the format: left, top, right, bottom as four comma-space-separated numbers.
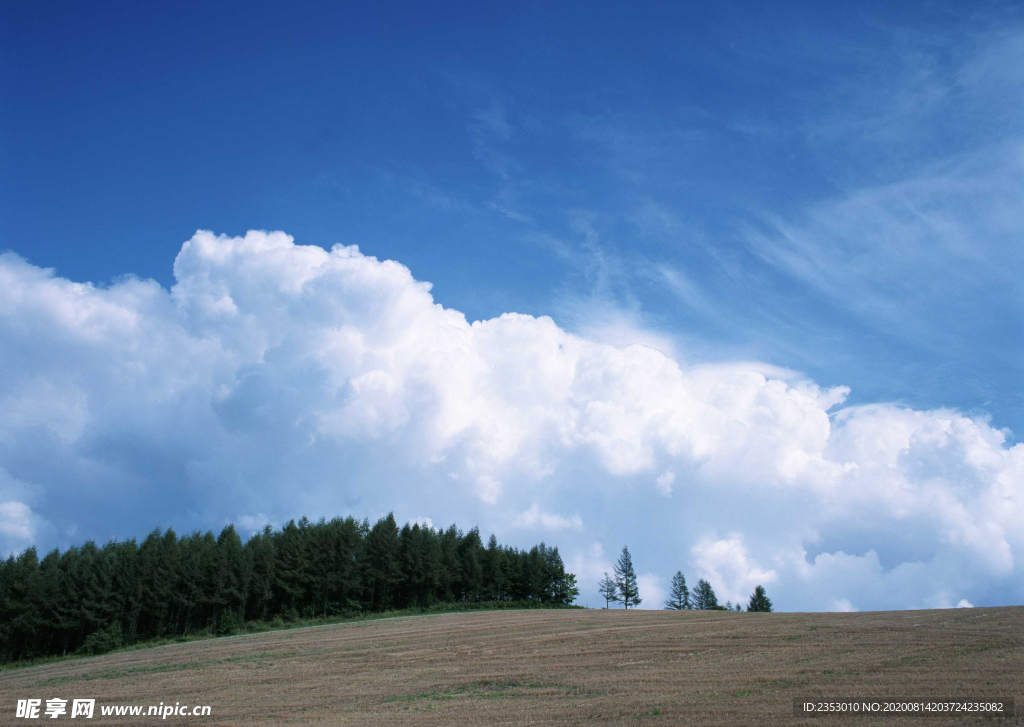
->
1, 607, 1021, 725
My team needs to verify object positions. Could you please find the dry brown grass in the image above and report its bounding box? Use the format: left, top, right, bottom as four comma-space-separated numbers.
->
1, 607, 1021, 725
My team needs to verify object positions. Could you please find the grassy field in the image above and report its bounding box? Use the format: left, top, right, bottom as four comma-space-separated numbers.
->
1, 606, 1021, 725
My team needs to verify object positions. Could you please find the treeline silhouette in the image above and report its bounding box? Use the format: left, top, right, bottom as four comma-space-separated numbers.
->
0, 513, 579, 664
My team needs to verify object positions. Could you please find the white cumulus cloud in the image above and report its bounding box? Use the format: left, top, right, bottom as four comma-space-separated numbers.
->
512, 504, 583, 531
0, 230, 1021, 611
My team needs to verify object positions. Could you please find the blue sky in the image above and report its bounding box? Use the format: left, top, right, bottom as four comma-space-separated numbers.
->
1, 1, 1022, 610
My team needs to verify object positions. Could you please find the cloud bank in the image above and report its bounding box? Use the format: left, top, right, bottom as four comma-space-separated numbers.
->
0, 231, 1020, 611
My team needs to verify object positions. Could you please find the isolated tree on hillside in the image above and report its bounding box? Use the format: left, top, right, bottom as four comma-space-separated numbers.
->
664, 571, 690, 610
613, 546, 641, 609
746, 585, 773, 613
692, 579, 719, 610
598, 572, 619, 609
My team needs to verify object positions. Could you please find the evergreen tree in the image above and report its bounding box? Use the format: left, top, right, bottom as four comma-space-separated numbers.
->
108, 539, 140, 640
75, 542, 116, 642
522, 544, 547, 601
330, 516, 364, 612
692, 578, 719, 610
412, 524, 442, 607
746, 585, 773, 613
274, 519, 316, 617
3, 548, 43, 660
483, 534, 508, 601
457, 528, 485, 602
542, 546, 579, 604
365, 513, 402, 610
197, 531, 226, 629
395, 523, 418, 609
0, 510, 579, 663
309, 519, 334, 616
38, 550, 73, 655
598, 572, 619, 609
664, 571, 690, 610
174, 533, 204, 632
245, 525, 276, 621
217, 525, 249, 630
0, 556, 11, 654
613, 546, 641, 609
436, 525, 461, 602
136, 530, 173, 638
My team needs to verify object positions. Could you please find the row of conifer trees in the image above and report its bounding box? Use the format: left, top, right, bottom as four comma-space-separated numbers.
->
662, 570, 774, 612
597, 548, 774, 613
0, 513, 579, 663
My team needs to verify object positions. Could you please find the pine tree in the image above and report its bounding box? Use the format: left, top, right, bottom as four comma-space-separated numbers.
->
483, 533, 508, 601
613, 546, 641, 609
365, 513, 402, 610
692, 578, 719, 610
331, 516, 363, 612
542, 546, 578, 604
3, 547, 43, 660
38, 549, 72, 655
174, 533, 204, 633
245, 525, 276, 621
0, 510, 581, 663
521, 545, 548, 601
437, 525, 461, 602
415, 525, 442, 607
598, 572, 619, 609
217, 525, 249, 630
664, 571, 690, 610
273, 520, 311, 616
193, 531, 224, 630
457, 528, 484, 602
746, 585, 773, 612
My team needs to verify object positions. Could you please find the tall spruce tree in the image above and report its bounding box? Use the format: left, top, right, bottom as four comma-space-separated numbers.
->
365, 513, 402, 611
692, 578, 719, 610
747, 585, 773, 613
664, 571, 690, 610
457, 528, 485, 602
613, 546, 641, 609
542, 546, 579, 604
598, 572, 619, 609
483, 534, 508, 602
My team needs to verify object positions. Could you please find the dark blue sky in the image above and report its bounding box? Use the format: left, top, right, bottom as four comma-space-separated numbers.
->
4, 2, 1022, 434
